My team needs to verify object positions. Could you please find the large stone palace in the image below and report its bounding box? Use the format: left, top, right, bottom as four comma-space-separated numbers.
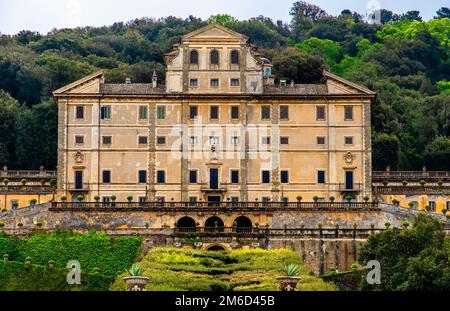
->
52, 23, 375, 203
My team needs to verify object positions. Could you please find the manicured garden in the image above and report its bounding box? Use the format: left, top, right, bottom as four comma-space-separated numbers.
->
111, 247, 337, 291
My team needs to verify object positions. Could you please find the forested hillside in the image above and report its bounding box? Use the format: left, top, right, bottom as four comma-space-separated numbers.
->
0, 2, 449, 170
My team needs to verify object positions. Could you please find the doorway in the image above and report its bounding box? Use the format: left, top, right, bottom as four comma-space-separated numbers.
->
75, 171, 83, 190
209, 168, 218, 189
345, 171, 354, 190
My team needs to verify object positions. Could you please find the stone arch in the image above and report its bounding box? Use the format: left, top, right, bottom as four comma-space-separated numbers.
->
233, 216, 253, 233
207, 245, 226, 251
190, 50, 199, 65
205, 216, 224, 233
177, 216, 196, 228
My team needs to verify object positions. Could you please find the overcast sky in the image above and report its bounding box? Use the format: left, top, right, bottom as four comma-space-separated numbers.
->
0, 0, 448, 35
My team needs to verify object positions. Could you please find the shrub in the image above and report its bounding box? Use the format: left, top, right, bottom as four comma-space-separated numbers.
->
36, 221, 43, 227
329, 196, 335, 202
284, 263, 300, 277
408, 202, 415, 208
127, 196, 133, 203
60, 196, 67, 202
3, 254, 9, 261
30, 198, 37, 204
1, 208, 6, 213
391, 198, 399, 206
437, 180, 443, 186
363, 195, 369, 202
296, 195, 302, 202
384, 221, 391, 228
2, 178, 9, 185
20, 179, 27, 185
345, 195, 352, 203
424, 205, 431, 211
94, 195, 100, 202
313, 196, 319, 203
111, 195, 117, 202
49, 178, 57, 187
12, 202, 19, 208
419, 179, 426, 186
17, 222, 23, 227
0, 222, 4, 227
401, 180, 408, 186
128, 264, 142, 276
441, 208, 447, 215
401, 220, 410, 228
77, 195, 84, 202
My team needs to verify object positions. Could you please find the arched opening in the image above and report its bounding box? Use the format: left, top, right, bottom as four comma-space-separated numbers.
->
190, 50, 198, 65
207, 245, 226, 251
233, 216, 252, 233
230, 50, 239, 65
205, 216, 224, 233
177, 216, 196, 234
210, 50, 219, 65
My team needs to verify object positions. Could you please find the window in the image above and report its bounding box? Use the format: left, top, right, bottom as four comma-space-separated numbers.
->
210, 50, 219, 65
157, 136, 166, 145
230, 136, 240, 145
230, 50, 239, 64
262, 137, 271, 145
344, 106, 353, 120
156, 197, 165, 203
316, 106, 326, 120
261, 105, 271, 120
138, 170, 147, 183
262, 171, 270, 183
157, 171, 165, 184
102, 197, 111, 203
231, 197, 239, 204
210, 106, 219, 119
76, 106, 84, 119
262, 197, 271, 203
280, 105, 289, 120
231, 170, 239, 184
429, 201, 436, 211
282, 197, 289, 204
138, 106, 148, 120
209, 136, 219, 145
317, 170, 326, 184
75, 136, 84, 144
281, 171, 289, 184
265, 67, 271, 77
139, 197, 146, 204
280, 137, 289, 145
190, 106, 198, 119
345, 136, 354, 145
102, 170, 111, 184
138, 136, 148, 145
190, 50, 198, 65
189, 170, 198, 184
102, 136, 112, 145
230, 79, 240, 87
190, 136, 198, 145
100, 106, 111, 120
189, 79, 198, 87
189, 197, 198, 203
157, 106, 166, 119
210, 79, 219, 87
231, 106, 239, 120
317, 137, 326, 145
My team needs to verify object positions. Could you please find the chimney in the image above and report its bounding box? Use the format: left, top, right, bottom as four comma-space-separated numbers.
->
125, 77, 131, 84
152, 70, 158, 88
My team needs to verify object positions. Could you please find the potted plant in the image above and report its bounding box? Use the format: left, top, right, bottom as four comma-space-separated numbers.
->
346, 195, 352, 204
17, 222, 23, 228
382, 180, 388, 186
94, 195, 100, 202
60, 196, 67, 202
363, 195, 369, 202
20, 178, 27, 186
384, 221, 391, 229
36, 221, 43, 228
401, 180, 408, 186
419, 179, 426, 186
391, 198, 399, 206
77, 195, 84, 202
408, 201, 415, 208
437, 180, 443, 187
424, 205, 431, 211
111, 195, 117, 207
0, 222, 4, 228
329, 196, 335, 203
123, 264, 149, 291
1, 208, 6, 213
12, 202, 19, 209
2, 178, 9, 186
127, 195, 133, 203
402, 220, 410, 229
442, 208, 447, 215
296, 195, 302, 203
313, 196, 319, 203
276, 264, 301, 291
30, 198, 37, 207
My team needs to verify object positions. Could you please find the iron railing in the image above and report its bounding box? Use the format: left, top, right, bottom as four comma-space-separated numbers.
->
373, 171, 450, 181
373, 185, 450, 195
0, 185, 55, 194
0, 170, 56, 179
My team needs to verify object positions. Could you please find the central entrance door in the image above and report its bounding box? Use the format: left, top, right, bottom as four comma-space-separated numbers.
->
345, 171, 354, 190
209, 168, 218, 189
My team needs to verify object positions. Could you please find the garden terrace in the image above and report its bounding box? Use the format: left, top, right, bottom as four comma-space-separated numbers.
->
373, 185, 450, 195
0, 169, 56, 181
0, 185, 55, 194
50, 201, 380, 212
372, 170, 450, 182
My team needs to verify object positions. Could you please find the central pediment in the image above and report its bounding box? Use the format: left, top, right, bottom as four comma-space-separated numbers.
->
182, 23, 248, 43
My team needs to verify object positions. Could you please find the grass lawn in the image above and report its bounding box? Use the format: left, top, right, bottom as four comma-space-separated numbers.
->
111, 247, 337, 291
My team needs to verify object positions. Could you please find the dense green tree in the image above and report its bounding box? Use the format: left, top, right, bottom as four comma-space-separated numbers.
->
436, 7, 450, 19
372, 133, 400, 170
0, 90, 20, 166
423, 136, 450, 170
359, 215, 449, 290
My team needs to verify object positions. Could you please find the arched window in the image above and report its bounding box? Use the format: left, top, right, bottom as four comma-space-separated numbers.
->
230, 50, 239, 65
190, 50, 199, 65
210, 50, 219, 65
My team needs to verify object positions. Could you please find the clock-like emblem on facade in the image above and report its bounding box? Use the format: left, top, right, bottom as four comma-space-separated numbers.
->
344, 152, 353, 164
74, 151, 84, 163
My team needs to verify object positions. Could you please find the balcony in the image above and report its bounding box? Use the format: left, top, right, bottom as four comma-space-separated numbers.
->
200, 185, 227, 193
0, 185, 55, 194
66, 183, 90, 192
337, 183, 362, 193
373, 170, 450, 182
0, 168, 56, 180
373, 184, 450, 195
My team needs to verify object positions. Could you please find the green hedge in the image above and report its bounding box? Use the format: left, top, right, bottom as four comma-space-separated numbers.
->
0, 260, 112, 291
0, 231, 142, 277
